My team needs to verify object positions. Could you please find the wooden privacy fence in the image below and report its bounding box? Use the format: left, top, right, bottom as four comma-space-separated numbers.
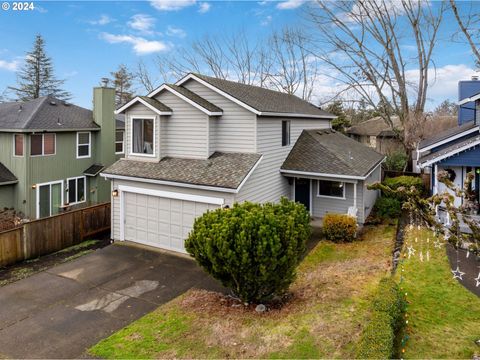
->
0, 202, 110, 267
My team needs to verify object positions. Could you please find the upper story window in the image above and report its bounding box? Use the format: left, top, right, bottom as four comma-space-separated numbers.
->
131, 118, 154, 156
318, 180, 345, 199
282, 120, 291, 146
14, 134, 24, 157
115, 131, 124, 154
31, 133, 55, 156
77, 132, 91, 159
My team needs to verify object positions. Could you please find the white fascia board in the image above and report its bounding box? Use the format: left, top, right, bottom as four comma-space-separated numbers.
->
458, 93, 480, 105
418, 139, 480, 167
115, 97, 172, 116
280, 169, 364, 181
117, 184, 225, 206
418, 126, 480, 152
259, 112, 337, 119
151, 84, 222, 116
174, 74, 262, 115
236, 155, 263, 192
100, 172, 238, 193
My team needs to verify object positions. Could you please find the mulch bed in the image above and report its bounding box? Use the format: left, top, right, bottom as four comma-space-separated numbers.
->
0, 236, 111, 286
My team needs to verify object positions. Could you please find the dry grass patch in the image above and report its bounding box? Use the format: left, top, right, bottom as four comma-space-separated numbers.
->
89, 224, 396, 359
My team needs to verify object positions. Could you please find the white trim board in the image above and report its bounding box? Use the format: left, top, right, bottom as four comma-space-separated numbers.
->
418, 126, 480, 152
118, 184, 225, 205
280, 169, 364, 181
115, 96, 173, 116
418, 139, 480, 167
151, 84, 223, 116
128, 116, 157, 158
459, 93, 480, 105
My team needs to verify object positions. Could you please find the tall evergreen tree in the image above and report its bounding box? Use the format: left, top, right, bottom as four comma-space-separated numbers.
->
326, 101, 350, 133
9, 35, 71, 101
106, 64, 134, 107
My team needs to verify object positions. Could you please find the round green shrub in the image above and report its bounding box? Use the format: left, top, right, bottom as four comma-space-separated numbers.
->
374, 197, 402, 220
384, 151, 408, 172
185, 198, 310, 303
322, 213, 357, 242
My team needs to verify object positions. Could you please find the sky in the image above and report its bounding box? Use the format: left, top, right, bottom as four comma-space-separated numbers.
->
0, 0, 478, 110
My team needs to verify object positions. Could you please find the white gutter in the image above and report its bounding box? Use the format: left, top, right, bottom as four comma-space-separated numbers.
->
458, 93, 480, 105
418, 139, 480, 167
418, 126, 479, 152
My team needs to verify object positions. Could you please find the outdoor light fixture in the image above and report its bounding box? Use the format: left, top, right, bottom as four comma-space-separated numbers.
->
31, 184, 36, 189
112, 189, 119, 197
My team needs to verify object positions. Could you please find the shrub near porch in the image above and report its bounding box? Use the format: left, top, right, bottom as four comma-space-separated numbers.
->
89, 224, 396, 359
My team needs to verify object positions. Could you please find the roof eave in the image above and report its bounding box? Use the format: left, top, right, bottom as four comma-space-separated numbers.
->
259, 112, 336, 119
115, 96, 172, 115
418, 139, 480, 167
418, 125, 480, 152
0, 180, 18, 186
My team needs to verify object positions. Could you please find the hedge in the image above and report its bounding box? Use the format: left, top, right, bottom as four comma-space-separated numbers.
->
356, 278, 405, 359
373, 197, 402, 220
383, 176, 425, 199
322, 213, 357, 242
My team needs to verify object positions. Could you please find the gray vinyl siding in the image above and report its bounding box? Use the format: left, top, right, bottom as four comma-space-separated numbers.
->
182, 79, 256, 153
312, 180, 355, 219
208, 117, 217, 156
154, 91, 209, 159
110, 178, 235, 240
236, 116, 330, 203
361, 165, 381, 222
125, 104, 160, 162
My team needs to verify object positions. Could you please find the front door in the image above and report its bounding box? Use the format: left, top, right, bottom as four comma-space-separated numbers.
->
295, 178, 310, 211
37, 181, 63, 218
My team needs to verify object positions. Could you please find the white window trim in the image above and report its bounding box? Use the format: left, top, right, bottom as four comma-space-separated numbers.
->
115, 130, 125, 155
13, 133, 24, 157
129, 116, 156, 158
317, 180, 346, 200
35, 180, 64, 219
67, 176, 87, 205
76, 132, 91, 159
30, 133, 56, 157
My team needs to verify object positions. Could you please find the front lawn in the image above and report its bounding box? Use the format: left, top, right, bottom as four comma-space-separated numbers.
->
89, 224, 396, 359
399, 227, 480, 358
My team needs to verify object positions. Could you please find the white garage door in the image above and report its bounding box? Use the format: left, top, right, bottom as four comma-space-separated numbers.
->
123, 192, 220, 253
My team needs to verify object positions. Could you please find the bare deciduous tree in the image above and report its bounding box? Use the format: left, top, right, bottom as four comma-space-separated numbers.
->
450, 0, 480, 66
307, 0, 446, 151
136, 60, 157, 94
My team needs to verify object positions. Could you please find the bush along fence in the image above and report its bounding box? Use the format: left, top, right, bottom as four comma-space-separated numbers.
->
0, 202, 110, 267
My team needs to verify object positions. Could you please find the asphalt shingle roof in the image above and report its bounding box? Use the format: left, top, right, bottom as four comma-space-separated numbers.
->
137, 96, 172, 113
0, 96, 99, 131
83, 164, 105, 177
347, 116, 403, 137
418, 121, 479, 149
191, 73, 334, 118
0, 96, 125, 131
418, 135, 480, 165
103, 152, 262, 189
0, 162, 17, 185
281, 129, 384, 177
166, 84, 222, 113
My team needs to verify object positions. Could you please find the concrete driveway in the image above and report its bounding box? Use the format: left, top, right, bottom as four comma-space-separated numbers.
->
0, 243, 221, 359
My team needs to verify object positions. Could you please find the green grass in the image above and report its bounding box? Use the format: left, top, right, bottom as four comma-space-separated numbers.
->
89, 224, 396, 359
56, 239, 99, 253
399, 227, 480, 358
62, 249, 93, 262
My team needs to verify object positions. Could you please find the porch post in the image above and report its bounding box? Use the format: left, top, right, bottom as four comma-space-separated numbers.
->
433, 164, 438, 195
309, 179, 313, 216
353, 182, 357, 208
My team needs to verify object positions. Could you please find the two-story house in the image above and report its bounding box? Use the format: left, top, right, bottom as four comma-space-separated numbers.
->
0, 87, 124, 219
102, 73, 384, 253
417, 77, 480, 208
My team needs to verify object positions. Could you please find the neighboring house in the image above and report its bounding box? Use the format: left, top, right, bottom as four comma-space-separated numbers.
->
347, 116, 404, 155
417, 78, 480, 208
0, 88, 125, 219
101, 73, 384, 254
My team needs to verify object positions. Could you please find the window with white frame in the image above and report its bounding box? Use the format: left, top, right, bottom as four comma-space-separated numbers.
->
131, 118, 154, 155
77, 132, 91, 158
67, 176, 86, 204
115, 130, 124, 154
30, 133, 55, 156
14, 134, 24, 156
318, 180, 345, 198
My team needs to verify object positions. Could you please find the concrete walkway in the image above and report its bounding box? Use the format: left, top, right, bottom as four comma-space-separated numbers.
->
0, 243, 221, 359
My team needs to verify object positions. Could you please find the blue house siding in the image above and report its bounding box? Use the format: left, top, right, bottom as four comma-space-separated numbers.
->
459, 80, 480, 125
438, 145, 480, 166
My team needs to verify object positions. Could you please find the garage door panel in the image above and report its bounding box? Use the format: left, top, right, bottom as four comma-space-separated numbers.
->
122, 191, 221, 253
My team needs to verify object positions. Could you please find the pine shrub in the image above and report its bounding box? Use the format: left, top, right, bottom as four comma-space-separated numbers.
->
374, 197, 402, 220
185, 198, 310, 303
322, 213, 357, 242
